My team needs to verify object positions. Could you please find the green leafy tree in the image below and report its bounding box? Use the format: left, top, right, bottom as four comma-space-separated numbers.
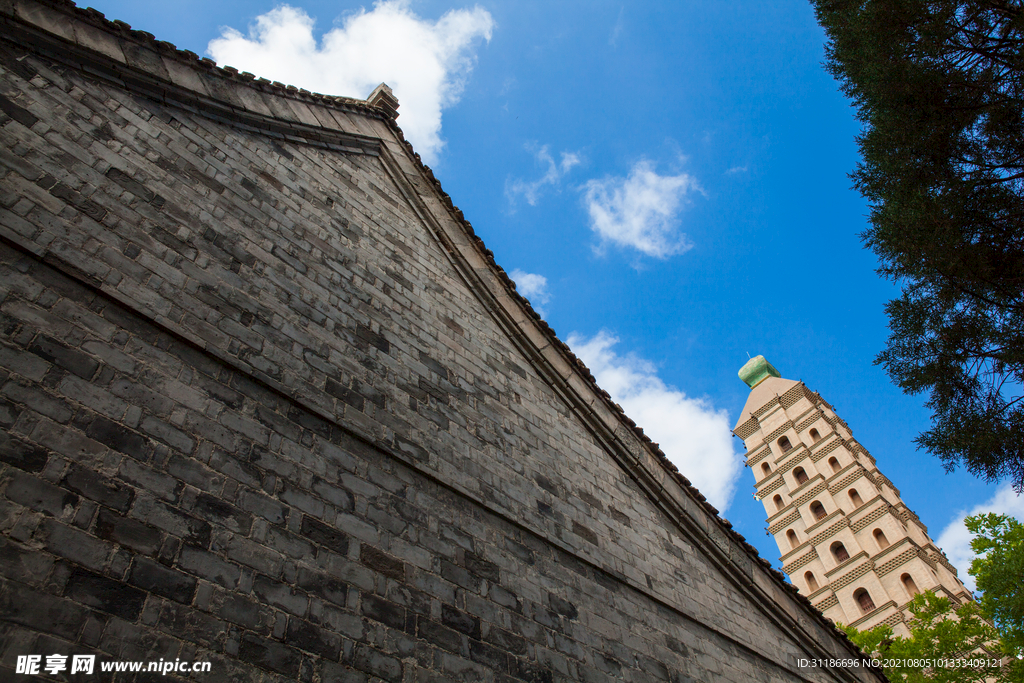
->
967, 513, 1024, 656
809, 0, 1024, 491
840, 592, 1009, 682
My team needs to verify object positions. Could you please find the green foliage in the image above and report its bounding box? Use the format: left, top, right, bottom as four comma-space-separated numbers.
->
842, 591, 1010, 682
967, 513, 1024, 655
810, 0, 1024, 491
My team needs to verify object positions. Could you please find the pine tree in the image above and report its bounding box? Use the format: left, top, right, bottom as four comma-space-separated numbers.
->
810, 0, 1024, 491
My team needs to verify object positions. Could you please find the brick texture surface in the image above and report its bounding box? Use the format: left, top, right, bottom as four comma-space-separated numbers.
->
0, 3, 882, 681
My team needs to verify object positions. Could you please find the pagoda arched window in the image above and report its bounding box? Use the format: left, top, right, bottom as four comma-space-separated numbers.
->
901, 573, 920, 598
849, 488, 864, 508
761, 462, 771, 477
773, 494, 784, 512
804, 571, 819, 591
810, 428, 821, 442
810, 501, 827, 521
854, 588, 875, 613
778, 436, 793, 453
831, 541, 850, 563
873, 528, 889, 550
828, 456, 840, 473
787, 529, 799, 549
793, 467, 809, 485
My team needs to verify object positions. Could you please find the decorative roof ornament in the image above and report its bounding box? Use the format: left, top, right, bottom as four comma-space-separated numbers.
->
368, 83, 400, 119
738, 355, 781, 389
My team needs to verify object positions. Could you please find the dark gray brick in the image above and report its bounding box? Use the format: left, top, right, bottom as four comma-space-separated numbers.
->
83, 415, 149, 459
296, 567, 347, 607
192, 492, 252, 534
132, 496, 211, 547
0, 583, 89, 640
65, 569, 146, 620
360, 544, 404, 580
239, 633, 301, 677
299, 514, 348, 555
139, 415, 195, 453
350, 644, 402, 683
361, 593, 405, 630
26, 335, 98, 379
5, 471, 78, 517
128, 556, 196, 603
252, 574, 308, 616
177, 545, 240, 589
236, 488, 288, 524
39, 518, 111, 570
0, 432, 48, 472
63, 463, 134, 511
286, 618, 342, 660
442, 604, 480, 639
96, 507, 163, 554
0, 535, 55, 584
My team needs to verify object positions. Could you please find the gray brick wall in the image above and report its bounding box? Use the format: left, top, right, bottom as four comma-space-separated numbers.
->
0, 2, 882, 681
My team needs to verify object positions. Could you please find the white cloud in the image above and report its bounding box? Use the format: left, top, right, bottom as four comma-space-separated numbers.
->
567, 331, 743, 511
506, 145, 580, 206
509, 269, 550, 316
208, 2, 494, 164
582, 160, 700, 258
609, 7, 625, 47
935, 483, 1024, 593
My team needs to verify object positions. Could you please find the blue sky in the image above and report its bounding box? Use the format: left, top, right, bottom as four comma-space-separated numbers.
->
84, 0, 1023, 581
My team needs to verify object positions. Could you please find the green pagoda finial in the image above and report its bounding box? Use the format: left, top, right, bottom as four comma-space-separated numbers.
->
738, 355, 780, 389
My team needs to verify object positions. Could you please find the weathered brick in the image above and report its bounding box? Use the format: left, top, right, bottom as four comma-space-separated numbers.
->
360, 544, 404, 580
206, 589, 265, 631
350, 644, 402, 683
470, 639, 508, 671
5, 471, 77, 517
132, 496, 211, 547
549, 594, 578, 620
311, 477, 354, 510
485, 626, 528, 656
65, 569, 146, 620
95, 507, 162, 554
286, 618, 342, 660
63, 463, 134, 511
295, 567, 347, 607
418, 616, 462, 653
235, 488, 288, 525
26, 335, 98, 379
0, 582, 89, 640
0, 535, 55, 584
177, 545, 240, 589
299, 514, 348, 555
361, 593, 405, 630
128, 556, 196, 603
464, 551, 501, 582
442, 604, 481, 639
117, 458, 181, 502
252, 574, 308, 616
39, 518, 111, 570
1, 380, 73, 422
192, 492, 252, 534
0, 432, 48, 472
158, 599, 230, 649
138, 415, 195, 454
239, 633, 302, 677
83, 415, 148, 459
